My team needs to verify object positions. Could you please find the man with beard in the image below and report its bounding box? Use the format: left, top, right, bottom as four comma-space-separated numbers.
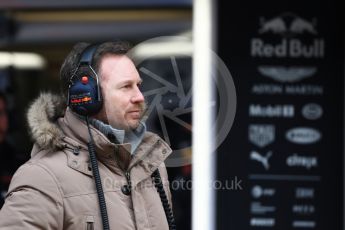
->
0, 42, 174, 230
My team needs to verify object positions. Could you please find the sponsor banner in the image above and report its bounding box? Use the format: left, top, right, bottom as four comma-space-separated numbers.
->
301, 103, 323, 120
252, 185, 276, 198
251, 202, 276, 214
249, 124, 275, 148
250, 218, 276, 227
292, 220, 316, 228
216, 0, 343, 230
250, 150, 273, 170
292, 204, 315, 215
249, 104, 294, 118
285, 127, 321, 145
251, 84, 324, 95
295, 188, 315, 199
286, 154, 318, 170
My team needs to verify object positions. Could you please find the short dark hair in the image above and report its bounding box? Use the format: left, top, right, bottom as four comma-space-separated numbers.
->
59, 41, 131, 100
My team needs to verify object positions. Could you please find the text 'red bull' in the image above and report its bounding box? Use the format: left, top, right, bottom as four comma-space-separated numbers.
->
71, 97, 92, 104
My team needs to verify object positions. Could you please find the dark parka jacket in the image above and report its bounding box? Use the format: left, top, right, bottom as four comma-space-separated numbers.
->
0, 93, 173, 230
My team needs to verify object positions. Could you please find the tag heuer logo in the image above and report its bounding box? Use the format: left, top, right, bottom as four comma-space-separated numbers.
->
249, 125, 275, 147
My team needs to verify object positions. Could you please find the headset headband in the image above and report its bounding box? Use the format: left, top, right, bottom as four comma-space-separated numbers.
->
79, 44, 98, 65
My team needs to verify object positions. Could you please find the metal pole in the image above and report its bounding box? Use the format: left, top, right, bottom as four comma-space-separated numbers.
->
192, 0, 215, 230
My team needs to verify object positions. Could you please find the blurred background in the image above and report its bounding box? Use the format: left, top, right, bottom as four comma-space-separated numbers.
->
0, 1, 193, 228
0, 0, 344, 230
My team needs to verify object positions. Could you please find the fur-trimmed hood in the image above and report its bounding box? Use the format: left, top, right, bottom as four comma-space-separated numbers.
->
27, 93, 66, 150
4, 92, 173, 229
26, 92, 172, 171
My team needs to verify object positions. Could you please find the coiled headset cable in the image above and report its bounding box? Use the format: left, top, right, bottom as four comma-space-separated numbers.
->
152, 169, 177, 230
85, 116, 110, 230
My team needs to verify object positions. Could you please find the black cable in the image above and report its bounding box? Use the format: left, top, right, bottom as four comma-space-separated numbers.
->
152, 169, 176, 230
86, 116, 110, 230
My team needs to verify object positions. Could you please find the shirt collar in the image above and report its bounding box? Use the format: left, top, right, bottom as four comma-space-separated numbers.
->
89, 118, 146, 154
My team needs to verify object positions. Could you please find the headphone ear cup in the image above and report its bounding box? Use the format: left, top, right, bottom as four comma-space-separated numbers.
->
68, 75, 102, 116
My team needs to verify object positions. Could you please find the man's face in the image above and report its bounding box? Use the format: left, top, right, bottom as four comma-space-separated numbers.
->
0, 98, 8, 142
96, 55, 145, 131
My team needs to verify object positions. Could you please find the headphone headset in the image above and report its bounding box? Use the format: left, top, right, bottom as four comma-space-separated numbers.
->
68, 44, 102, 116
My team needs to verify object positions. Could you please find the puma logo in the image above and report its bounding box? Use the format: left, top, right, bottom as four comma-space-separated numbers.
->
250, 151, 272, 170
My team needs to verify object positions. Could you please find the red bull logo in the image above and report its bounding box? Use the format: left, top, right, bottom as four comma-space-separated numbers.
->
259, 17, 287, 34
251, 38, 324, 58
258, 13, 317, 35
70, 96, 92, 104
252, 13, 324, 59
290, 17, 317, 34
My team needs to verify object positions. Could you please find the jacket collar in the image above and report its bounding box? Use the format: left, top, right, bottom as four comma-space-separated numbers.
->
59, 109, 172, 184
59, 108, 116, 157
27, 92, 172, 182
